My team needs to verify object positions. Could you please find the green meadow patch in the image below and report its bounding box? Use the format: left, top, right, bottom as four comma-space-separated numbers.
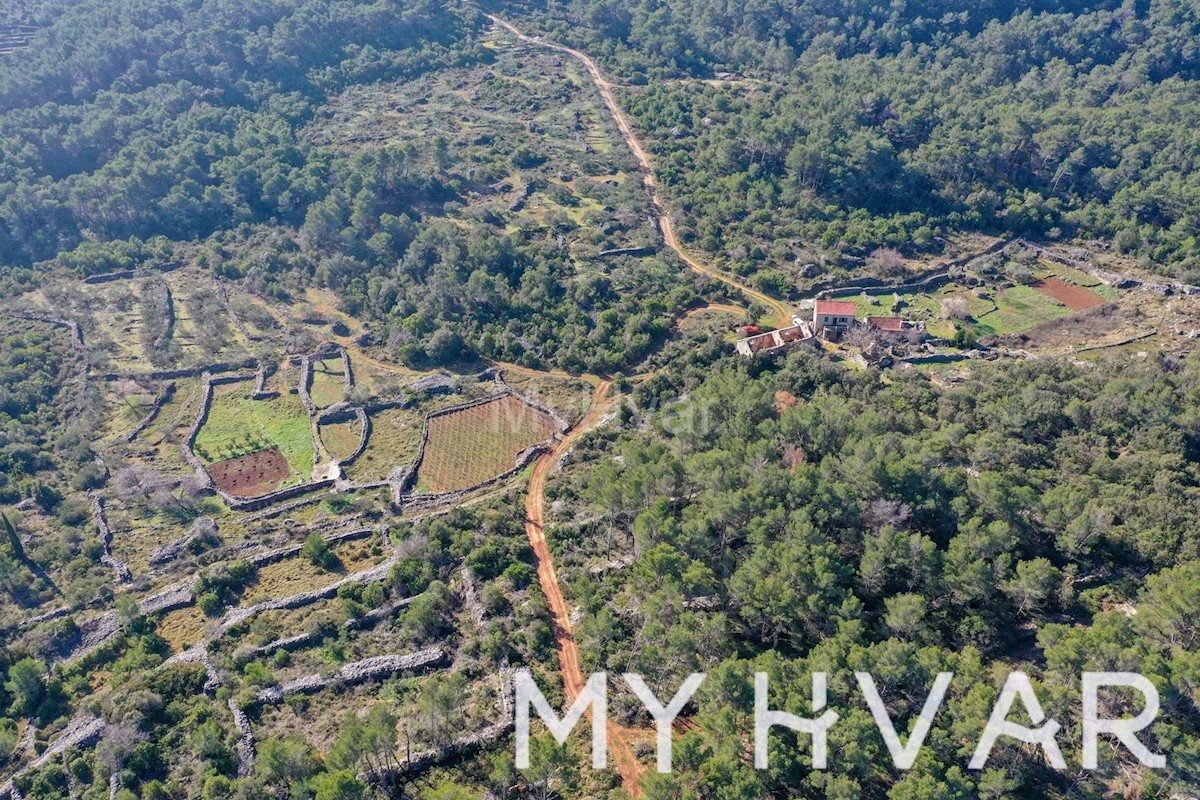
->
193, 386, 315, 482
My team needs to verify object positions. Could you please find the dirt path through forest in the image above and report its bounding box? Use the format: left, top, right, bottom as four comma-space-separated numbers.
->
487, 14, 794, 330
487, 16, 803, 792
522, 380, 645, 793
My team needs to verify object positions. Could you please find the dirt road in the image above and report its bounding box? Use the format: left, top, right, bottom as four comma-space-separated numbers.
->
488, 15, 794, 330
522, 380, 645, 793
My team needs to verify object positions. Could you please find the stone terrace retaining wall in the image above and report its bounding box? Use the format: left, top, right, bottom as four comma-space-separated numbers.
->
220, 478, 335, 513
252, 361, 278, 399
180, 372, 217, 489
97, 357, 258, 382
3, 311, 84, 352
245, 524, 383, 569
125, 382, 175, 443
316, 406, 370, 467
813, 237, 1010, 298
297, 355, 314, 413
91, 494, 132, 583
253, 649, 445, 706
341, 347, 353, 391
81, 261, 183, 284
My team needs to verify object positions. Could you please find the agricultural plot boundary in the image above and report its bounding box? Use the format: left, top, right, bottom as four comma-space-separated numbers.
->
298, 345, 354, 413
317, 406, 371, 466
395, 390, 568, 509
123, 382, 176, 443
183, 370, 333, 511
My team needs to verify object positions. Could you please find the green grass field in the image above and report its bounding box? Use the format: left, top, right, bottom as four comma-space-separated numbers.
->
342, 407, 424, 483
843, 276, 1096, 339
319, 418, 362, 461
310, 358, 346, 408
973, 285, 1073, 335
193, 385, 315, 481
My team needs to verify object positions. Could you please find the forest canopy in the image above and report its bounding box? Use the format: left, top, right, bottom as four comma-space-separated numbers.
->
503, 0, 1200, 281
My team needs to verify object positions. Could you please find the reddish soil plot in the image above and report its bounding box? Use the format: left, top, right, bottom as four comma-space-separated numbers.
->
207, 446, 291, 497
1033, 277, 1106, 311
417, 395, 559, 493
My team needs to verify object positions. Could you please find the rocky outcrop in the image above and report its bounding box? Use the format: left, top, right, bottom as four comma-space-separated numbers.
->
406, 374, 456, 395
180, 372, 217, 488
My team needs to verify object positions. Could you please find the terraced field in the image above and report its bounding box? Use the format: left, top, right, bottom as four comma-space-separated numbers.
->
319, 417, 363, 462
193, 383, 315, 486
341, 407, 424, 483
310, 357, 346, 407
416, 395, 559, 493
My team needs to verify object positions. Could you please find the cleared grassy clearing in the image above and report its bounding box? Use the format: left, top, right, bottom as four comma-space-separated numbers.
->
850, 287, 993, 338
342, 407, 425, 483
319, 418, 363, 461
973, 285, 1073, 335
193, 384, 315, 483
310, 357, 346, 408
158, 604, 210, 653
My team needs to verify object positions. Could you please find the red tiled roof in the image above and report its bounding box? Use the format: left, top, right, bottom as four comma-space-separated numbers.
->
867, 316, 905, 332
814, 300, 856, 316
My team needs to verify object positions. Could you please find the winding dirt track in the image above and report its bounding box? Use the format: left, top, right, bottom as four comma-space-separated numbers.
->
488, 14, 794, 330
489, 15, 801, 793
522, 380, 646, 793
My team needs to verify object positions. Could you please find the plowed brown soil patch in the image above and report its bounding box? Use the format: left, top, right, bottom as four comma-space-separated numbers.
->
1033, 277, 1105, 311
207, 446, 290, 497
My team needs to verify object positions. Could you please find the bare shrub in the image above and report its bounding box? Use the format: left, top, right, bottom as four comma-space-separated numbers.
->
866, 247, 906, 278
941, 296, 970, 320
